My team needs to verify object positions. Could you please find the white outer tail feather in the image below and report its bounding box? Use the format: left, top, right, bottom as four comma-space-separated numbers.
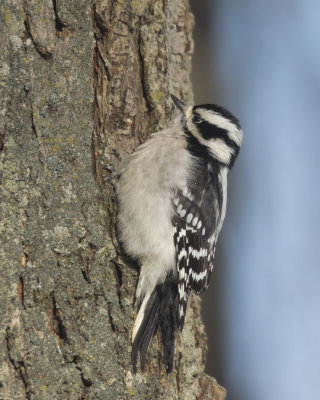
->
132, 290, 151, 343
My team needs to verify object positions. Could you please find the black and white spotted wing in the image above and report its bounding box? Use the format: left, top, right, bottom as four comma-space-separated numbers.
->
172, 188, 217, 331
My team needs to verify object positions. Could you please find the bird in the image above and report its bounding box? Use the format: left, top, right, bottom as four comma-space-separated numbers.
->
116, 94, 243, 373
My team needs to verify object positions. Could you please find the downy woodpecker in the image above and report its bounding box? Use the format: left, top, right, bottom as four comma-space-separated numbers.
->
116, 95, 243, 372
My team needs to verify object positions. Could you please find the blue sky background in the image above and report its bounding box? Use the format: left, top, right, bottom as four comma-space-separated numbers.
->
191, 1, 320, 399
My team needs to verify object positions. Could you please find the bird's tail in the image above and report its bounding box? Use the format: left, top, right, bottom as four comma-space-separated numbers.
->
131, 274, 178, 373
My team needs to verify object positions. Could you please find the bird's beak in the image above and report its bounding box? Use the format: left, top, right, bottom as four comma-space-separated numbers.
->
170, 94, 187, 114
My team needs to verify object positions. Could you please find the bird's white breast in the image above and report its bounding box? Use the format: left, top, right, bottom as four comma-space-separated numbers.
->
116, 125, 192, 298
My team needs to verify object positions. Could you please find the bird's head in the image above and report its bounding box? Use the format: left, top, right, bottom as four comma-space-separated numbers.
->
171, 94, 243, 168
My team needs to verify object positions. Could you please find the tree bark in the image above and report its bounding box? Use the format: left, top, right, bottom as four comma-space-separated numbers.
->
0, 1, 226, 399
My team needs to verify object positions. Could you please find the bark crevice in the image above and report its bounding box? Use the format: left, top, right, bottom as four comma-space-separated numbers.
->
138, 30, 153, 114
5, 328, 30, 400
49, 292, 68, 346
52, 0, 67, 34
23, 19, 52, 60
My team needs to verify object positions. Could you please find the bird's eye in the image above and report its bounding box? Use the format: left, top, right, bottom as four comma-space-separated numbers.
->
193, 115, 202, 124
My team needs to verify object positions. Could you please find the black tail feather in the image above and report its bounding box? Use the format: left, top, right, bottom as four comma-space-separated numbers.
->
138, 296, 160, 371
132, 274, 178, 373
132, 289, 160, 372
158, 278, 178, 373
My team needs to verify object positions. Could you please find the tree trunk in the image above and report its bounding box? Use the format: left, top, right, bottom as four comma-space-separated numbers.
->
0, 1, 226, 399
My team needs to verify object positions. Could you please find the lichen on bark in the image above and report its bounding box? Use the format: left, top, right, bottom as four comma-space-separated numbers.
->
0, 1, 226, 399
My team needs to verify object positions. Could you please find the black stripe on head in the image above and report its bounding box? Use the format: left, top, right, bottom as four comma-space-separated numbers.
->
193, 113, 240, 154
183, 126, 212, 163
193, 104, 241, 129
184, 127, 226, 168
184, 124, 241, 169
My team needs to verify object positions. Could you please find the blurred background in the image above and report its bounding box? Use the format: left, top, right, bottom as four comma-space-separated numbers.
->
189, 1, 320, 399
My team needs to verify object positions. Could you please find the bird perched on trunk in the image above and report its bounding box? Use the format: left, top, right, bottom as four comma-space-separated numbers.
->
116, 94, 243, 373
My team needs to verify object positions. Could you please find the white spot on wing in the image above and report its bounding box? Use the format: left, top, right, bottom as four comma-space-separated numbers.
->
179, 304, 184, 318
191, 269, 208, 282
178, 249, 187, 261
177, 228, 186, 241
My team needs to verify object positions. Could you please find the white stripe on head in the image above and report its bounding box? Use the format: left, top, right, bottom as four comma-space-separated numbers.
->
186, 117, 234, 165
207, 138, 234, 165
197, 109, 243, 146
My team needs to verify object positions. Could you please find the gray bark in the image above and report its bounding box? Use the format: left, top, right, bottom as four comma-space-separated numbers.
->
0, 1, 226, 399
